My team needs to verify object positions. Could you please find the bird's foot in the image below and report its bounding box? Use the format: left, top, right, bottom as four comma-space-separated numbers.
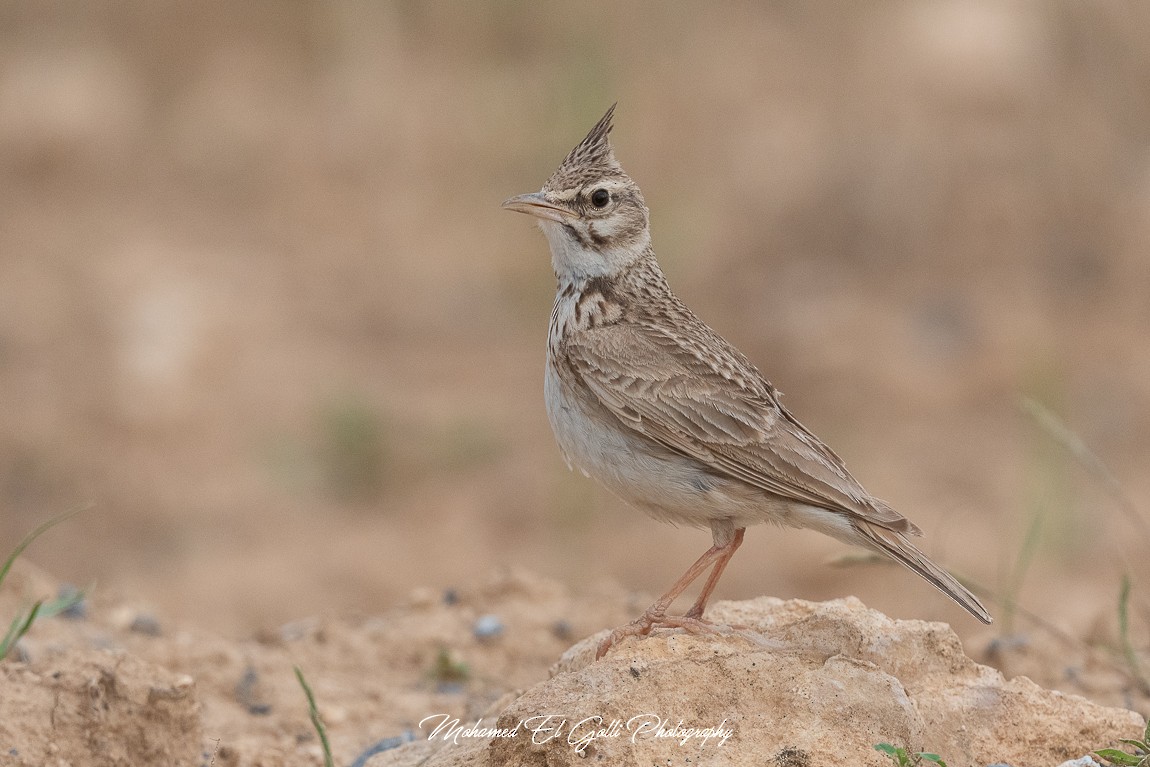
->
595, 608, 733, 660
684, 604, 750, 630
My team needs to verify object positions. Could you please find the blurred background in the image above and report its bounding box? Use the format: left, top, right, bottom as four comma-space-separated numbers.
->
1, 1, 1148, 647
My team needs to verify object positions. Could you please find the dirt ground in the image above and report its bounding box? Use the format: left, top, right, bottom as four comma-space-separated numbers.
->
1, 1, 1149, 761
2, 560, 1147, 766
1, 561, 641, 766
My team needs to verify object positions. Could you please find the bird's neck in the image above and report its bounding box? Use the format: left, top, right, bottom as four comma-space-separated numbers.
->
544, 218, 652, 285
550, 248, 671, 350
554, 246, 667, 301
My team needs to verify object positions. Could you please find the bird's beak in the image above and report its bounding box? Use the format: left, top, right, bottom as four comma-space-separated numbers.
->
501, 192, 573, 223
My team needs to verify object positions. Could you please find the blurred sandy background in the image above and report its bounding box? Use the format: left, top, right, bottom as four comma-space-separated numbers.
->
1, 1, 1148, 644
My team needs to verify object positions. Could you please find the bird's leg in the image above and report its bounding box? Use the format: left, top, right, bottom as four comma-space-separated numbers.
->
684, 527, 744, 619
596, 527, 745, 659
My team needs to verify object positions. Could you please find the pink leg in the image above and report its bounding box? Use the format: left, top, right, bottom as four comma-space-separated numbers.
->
684, 527, 744, 619
596, 527, 746, 659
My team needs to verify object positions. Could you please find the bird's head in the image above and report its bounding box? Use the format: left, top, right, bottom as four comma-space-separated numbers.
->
503, 104, 651, 281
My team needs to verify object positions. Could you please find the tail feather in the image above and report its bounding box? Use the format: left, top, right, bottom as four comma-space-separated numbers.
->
856, 522, 992, 624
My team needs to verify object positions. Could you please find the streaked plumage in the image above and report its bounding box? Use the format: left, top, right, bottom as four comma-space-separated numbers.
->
504, 105, 991, 658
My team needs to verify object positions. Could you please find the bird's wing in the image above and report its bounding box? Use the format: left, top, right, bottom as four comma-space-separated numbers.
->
563, 321, 918, 534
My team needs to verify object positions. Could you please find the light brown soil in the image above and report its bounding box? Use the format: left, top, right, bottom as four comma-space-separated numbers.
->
2, 561, 1148, 766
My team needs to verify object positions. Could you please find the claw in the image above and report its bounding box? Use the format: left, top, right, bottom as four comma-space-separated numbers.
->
595, 610, 735, 659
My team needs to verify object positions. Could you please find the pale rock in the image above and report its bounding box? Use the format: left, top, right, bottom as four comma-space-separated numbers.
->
380, 596, 1143, 766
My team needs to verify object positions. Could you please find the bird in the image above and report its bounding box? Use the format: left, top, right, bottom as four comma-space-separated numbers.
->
502, 104, 991, 659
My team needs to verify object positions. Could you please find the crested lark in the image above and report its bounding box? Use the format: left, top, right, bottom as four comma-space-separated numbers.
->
503, 105, 991, 659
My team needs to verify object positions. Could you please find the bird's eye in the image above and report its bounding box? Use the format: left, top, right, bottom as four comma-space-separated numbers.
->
590, 188, 611, 208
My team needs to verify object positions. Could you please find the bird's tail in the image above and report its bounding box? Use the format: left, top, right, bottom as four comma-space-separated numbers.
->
855, 521, 992, 624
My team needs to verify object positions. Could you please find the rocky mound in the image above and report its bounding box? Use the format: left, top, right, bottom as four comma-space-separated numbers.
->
381, 597, 1143, 766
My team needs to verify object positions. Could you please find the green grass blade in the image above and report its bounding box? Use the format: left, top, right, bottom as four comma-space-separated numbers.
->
32, 587, 86, 621
1021, 397, 1150, 541
0, 503, 92, 590
294, 665, 334, 767
1, 613, 26, 658
1118, 575, 1150, 695
1094, 749, 1143, 766
0, 601, 43, 659
873, 743, 908, 765
1001, 509, 1043, 635
0, 505, 91, 659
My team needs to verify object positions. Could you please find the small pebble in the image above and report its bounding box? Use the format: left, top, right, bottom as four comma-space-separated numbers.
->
551, 619, 573, 641
985, 634, 1029, 655
348, 731, 416, 767
442, 588, 459, 605
129, 613, 162, 636
1055, 758, 1102, 767
234, 666, 272, 715
472, 614, 504, 641
57, 584, 87, 620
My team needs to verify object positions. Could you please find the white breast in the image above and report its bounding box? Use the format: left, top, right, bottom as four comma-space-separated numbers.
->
544, 285, 585, 473
544, 286, 746, 528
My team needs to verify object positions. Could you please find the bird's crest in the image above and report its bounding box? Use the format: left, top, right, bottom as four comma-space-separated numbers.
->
545, 103, 627, 191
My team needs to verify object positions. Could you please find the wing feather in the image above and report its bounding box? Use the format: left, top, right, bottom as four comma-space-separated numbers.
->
565, 321, 917, 534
